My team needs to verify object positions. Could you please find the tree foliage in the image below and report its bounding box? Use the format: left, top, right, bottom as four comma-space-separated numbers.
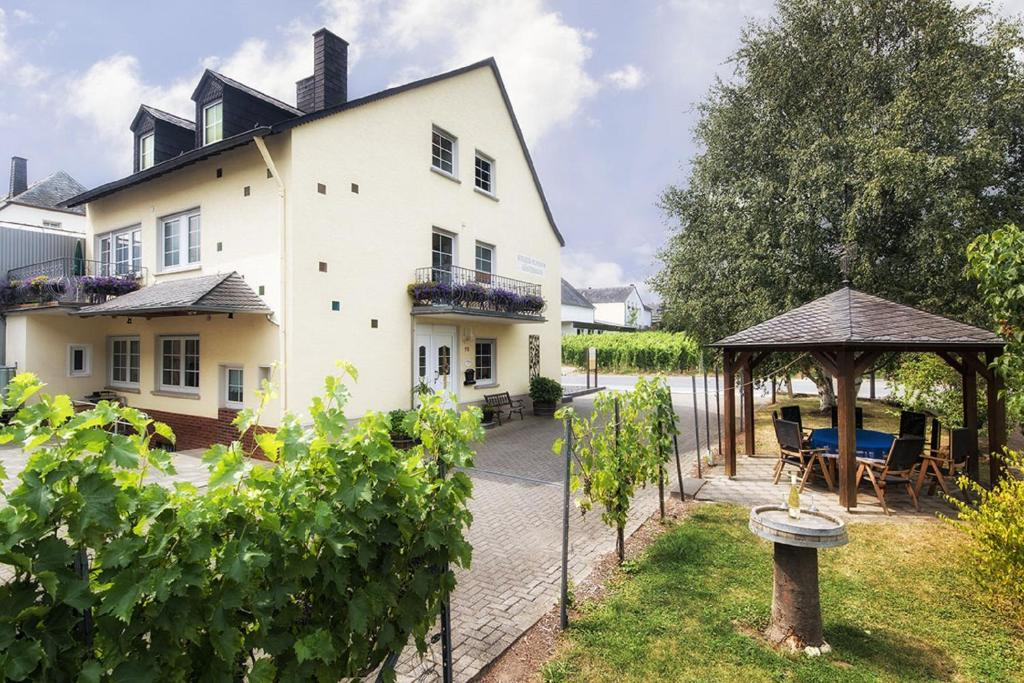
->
889, 353, 988, 429
967, 223, 1024, 430
554, 378, 677, 562
654, 0, 1024, 348
0, 366, 481, 681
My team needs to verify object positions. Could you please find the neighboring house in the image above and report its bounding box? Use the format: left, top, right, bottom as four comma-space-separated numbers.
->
650, 302, 664, 329
0, 29, 563, 450
560, 278, 594, 335
1, 157, 87, 366
582, 284, 652, 329
0, 156, 88, 235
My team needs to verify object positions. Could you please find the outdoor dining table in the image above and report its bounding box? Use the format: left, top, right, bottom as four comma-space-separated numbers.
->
809, 428, 895, 460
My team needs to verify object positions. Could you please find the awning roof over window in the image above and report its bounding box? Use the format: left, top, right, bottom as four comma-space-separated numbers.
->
75, 272, 270, 317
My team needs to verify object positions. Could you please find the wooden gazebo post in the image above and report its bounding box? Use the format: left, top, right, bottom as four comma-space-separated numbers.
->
987, 349, 1007, 483
960, 353, 980, 480
742, 353, 756, 456
835, 351, 857, 508
723, 350, 737, 477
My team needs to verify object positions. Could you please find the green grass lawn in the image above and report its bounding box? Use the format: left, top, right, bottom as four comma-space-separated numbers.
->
543, 505, 1023, 682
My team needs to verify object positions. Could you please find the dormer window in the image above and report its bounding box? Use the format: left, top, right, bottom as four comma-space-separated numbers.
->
139, 133, 155, 170
203, 100, 223, 145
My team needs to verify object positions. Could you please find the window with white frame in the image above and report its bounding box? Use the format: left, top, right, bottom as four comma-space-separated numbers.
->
224, 367, 244, 407
432, 229, 455, 282
161, 209, 200, 270
68, 344, 91, 377
160, 336, 200, 393
431, 127, 456, 176
475, 242, 494, 275
139, 133, 155, 170
96, 226, 142, 276
475, 339, 496, 385
474, 152, 494, 194
203, 101, 223, 145
110, 336, 140, 387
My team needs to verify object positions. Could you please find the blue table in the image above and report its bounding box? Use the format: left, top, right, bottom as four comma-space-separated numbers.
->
809, 428, 895, 460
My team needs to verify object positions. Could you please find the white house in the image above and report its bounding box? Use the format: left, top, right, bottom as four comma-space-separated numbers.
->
1, 29, 563, 451
582, 285, 652, 329
0, 157, 87, 234
560, 278, 595, 335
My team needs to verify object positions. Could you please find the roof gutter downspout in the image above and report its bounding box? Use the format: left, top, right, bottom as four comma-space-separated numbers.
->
253, 135, 288, 413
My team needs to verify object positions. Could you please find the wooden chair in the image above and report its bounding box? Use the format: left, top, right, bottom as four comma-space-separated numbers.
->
483, 392, 524, 425
830, 405, 864, 429
856, 436, 925, 515
898, 410, 927, 438
772, 417, 834, 491
915, 427, 970, 501
780, 405, 812, 441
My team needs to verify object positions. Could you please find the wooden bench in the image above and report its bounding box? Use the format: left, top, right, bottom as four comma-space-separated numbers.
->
484, 392, 525, 425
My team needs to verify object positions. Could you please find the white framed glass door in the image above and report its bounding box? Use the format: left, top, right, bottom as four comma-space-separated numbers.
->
413, 324, 458, 406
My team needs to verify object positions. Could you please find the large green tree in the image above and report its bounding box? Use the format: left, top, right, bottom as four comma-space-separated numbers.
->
654, 0, 1024, 403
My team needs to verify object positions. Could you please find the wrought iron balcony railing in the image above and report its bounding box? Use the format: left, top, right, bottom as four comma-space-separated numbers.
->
2, 258, 147, 309
410, 265, 545, 319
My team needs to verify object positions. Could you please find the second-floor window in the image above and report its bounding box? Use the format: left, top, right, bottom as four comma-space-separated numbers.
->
474, 152, 494, 194
475, 241, 493, 284
432, 127, 456, 176
161, 209, 200, 270
432, 230, 454, 282
139, 133, 155, 170
97, 226, 142, 276
203, 101, 223, 145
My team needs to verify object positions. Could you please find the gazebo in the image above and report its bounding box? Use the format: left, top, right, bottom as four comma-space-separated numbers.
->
710, 287, 1006, 508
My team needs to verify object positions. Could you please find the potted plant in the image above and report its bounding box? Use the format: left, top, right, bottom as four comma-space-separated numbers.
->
530, 376, 563, 417
481, 404, 497, 428
388, 409, 419, 449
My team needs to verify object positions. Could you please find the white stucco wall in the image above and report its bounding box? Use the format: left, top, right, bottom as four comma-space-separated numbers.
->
0, 203, 87, 233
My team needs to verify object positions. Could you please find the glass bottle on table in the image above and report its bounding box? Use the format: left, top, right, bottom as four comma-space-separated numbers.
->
787, 473, 801, 519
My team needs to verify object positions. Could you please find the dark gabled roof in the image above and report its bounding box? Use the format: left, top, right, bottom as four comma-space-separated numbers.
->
193, 69, 304, 117
75, 272, 270, 317
711, 288, 1003, 350
65, 128, 271, 207
132, 104, 195, 132
582, 285, 637, 304
63, 58, 566, 246
561, 279, 594, 308
4, 170, 87, 215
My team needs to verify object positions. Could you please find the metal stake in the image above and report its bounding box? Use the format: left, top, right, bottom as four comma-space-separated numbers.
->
715, 366, 722, 456
691, 373, 702, 477
437, 456, 454, 683
560, 419, 572, 629
702, 361, 712, 465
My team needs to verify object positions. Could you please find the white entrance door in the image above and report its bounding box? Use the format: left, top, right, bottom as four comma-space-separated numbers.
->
413, 324, 458, 406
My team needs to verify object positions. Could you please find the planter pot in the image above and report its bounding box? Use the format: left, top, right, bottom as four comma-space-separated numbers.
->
481, 420, 497, 430
533, 401, 557, 417
390, 436, 420, 451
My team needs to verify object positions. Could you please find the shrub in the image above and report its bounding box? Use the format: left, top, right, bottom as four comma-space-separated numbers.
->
0, 366, 482, 680
387, 408, 416, 440
889, 353, 987, 427
561, 331, 700, 373
948, 450, 1024, 625
530, 376, 563, 404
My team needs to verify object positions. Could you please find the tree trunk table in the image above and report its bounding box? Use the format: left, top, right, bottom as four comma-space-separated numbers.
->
748, 505, 848, 654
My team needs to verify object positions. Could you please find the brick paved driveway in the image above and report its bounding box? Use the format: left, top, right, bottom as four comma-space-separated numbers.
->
398, 394, 716, 681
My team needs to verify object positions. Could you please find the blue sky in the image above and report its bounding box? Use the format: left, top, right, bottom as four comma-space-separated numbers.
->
2, 1, 1019, 301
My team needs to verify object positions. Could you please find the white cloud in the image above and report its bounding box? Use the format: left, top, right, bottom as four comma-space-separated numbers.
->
0, 9, 10, 66
562, 250, 628, 290
70, 54, 195, 171
381, 0, 600, 143
12, 9, 34, 24
605, 64, 647, 90
13, 63, 47, 87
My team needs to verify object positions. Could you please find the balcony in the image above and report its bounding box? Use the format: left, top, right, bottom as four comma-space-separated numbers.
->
408, 265, 546, 323
1, 258, 147, 311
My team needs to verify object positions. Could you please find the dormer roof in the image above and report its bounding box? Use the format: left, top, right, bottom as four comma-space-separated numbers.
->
191, 69, 303, 117
131, 104, 195, 133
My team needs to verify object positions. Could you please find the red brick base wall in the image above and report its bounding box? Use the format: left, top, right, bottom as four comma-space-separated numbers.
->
141, 406, 268, 458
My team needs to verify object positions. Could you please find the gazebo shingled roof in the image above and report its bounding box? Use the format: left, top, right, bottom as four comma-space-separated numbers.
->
712, 288, 1002, 350
711, 286, 1006, 511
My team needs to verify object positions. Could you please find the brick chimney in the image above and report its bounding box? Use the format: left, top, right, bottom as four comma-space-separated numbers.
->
8, 156, 27, 197
296, 29, 348, 113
